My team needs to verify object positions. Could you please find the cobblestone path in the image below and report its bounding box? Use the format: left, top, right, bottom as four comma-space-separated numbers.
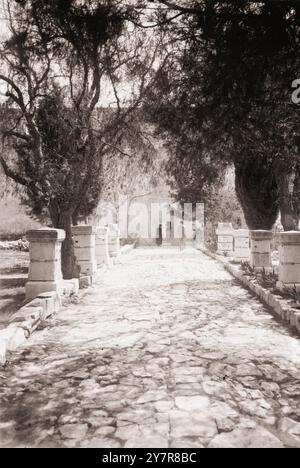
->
0, 249, 299, 448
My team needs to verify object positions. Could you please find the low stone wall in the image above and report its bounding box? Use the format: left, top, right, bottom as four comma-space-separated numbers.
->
0, 226, 134, 366
202, 248, 300, 336
0, 280, 79, 365
0, 239, 29, 252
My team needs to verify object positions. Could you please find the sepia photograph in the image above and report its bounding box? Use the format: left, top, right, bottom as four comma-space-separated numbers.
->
0, 0, 299, 451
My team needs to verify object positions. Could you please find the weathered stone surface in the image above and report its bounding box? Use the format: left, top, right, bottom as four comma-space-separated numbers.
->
0, 249, 299, 448
236, 363, 262, 377
170, 438, 205, 449
0, 341, 7, 365
278, 232, 300, 287
37, 291, 61, 313
25, 281, 63, 302
59, 424, 88, 440
170, 410, 217, 439
0, 421, 17, 446
250, 230, 273, 271
3, 325, 27, 351
211, 402, 240, 433
258, 365, 287, 383
137, 390, 168, 404
124, 435, 168, 448
9, 307, 41, 324
260, 382, 280, 395
216, 223, 234, 254
208, 427, 284, 448
83, 438, 121, 448
278, 417, 300, 448
175, 396, 210, 412
94, 426, 115, 437
202, 380, 228, 397
26, 229, 65, 301
62, 279, 79, 296
233, 230, 250, 261
154, 401, 174, 412
72, 226, 97, 275
79, 276, 91, 289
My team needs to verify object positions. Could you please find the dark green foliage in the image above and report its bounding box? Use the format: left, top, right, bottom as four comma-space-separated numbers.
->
1, 1, 157, 278
235, 156, 279, 230
144, 47, 228, 212
15, 89, 103, 221
10, 0, 128, 59
151, 1, 300, 230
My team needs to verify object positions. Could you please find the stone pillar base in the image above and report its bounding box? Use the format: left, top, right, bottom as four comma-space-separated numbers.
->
233, 229, 250, 262
250, 230, 273, 271
72, 225, 97, 276
96, 226, 110, 266
37, 291, 62, 318
26, 229, 65, 301
278, 231, 300, 290
77, 260, 97, 276
216, 223, 234, 255
108, 224, 121, 258
62, 279, 79, 296
26, 281, 63, 302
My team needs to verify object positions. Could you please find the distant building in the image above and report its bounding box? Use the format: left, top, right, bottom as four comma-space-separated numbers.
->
92, 184, 204, 247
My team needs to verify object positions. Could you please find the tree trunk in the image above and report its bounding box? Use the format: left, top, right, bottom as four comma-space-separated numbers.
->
234, 158, 279, 230
276, 172, 299, 231
72, 212, 79, 226
49, 204, 80, 279
294, 165, 300, 226
59, 212, 80, 279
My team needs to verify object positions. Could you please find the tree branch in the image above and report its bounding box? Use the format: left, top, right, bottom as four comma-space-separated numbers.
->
158, 1, 201, 14
1, 129, 30, 142
0, 155, 28, 187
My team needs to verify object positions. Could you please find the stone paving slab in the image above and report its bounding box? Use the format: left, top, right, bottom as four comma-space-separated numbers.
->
0, 249, 299, 448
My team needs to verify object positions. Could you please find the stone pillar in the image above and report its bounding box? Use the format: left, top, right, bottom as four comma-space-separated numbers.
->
216, 223, 234, 255
108, 224, 121, 258
277, 231, 300, 290
26, 228, 65, 301
95, 226, 110, 266
72, 225, 97, 276
233, 229, 250, 262
195, 203, 205, 249
250, 230, 273, 271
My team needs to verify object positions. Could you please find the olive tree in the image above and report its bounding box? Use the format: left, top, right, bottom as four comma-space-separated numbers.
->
0, 0, 166, 277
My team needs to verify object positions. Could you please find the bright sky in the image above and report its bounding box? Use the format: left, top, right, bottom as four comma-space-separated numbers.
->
0, 0, 8, 38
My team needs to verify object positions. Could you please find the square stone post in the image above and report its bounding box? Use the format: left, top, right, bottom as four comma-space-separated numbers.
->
233, 229, 250, 262
95, 226, 110, 266
26, 228, 65, 301
250, 230, 273, 271
108, 224, 121, 258
72, 225, 97, 276
195, 204, 205, 249
216, 223, 234, 255
277, 231, 300, 291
